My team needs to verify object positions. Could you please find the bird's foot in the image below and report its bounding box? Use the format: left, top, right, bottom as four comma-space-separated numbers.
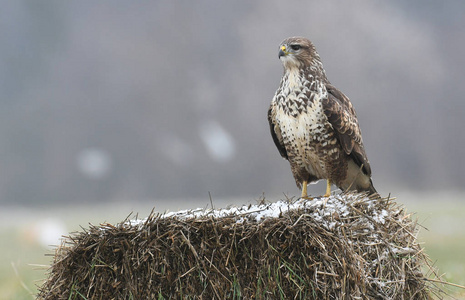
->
322, 180, 332, 207
300, 180, 309, 199
324, 180, 332, 198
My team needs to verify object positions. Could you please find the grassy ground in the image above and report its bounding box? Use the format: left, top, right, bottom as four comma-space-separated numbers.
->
400, 191, 465, 298
1, 191, 464, 299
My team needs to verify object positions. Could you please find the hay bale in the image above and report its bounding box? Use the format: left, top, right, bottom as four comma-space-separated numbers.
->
38, 193, 440, 299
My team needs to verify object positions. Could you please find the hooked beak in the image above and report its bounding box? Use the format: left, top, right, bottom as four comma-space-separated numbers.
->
278, 45, 287, 58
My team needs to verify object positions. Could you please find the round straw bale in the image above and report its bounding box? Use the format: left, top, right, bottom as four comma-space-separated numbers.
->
38, 193, 442, 299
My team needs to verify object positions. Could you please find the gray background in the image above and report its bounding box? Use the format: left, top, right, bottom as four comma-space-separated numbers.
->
1, 1, 464, 206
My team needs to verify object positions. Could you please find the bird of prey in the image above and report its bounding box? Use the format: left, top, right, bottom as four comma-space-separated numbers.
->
268, 37, 377, 198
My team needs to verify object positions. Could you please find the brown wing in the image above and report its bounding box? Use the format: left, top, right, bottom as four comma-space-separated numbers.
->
267, 105, 288, 160
323, 84, 372, 176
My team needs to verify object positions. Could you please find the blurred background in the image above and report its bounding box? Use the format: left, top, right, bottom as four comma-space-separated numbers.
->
1, 1, 464, 298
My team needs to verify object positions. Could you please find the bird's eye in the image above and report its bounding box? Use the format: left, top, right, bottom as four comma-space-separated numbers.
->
290, 45, 301, 51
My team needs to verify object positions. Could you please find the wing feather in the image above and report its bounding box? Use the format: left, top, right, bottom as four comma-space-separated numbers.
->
267, 105, 288, 159
323, 84, 372, 176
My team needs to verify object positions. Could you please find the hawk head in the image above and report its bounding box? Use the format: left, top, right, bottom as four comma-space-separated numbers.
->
278, 37, 322, 70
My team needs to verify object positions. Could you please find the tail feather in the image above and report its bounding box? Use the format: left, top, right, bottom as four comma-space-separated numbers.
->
366, 179, 378, 196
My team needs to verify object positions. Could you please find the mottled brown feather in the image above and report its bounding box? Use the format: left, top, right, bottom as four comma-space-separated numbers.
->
323, 84, 372, 176
267, 106, 288, 159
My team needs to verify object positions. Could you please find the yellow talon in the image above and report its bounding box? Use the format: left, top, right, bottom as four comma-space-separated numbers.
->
324, 180, 331, 197
301, 180, 308, 199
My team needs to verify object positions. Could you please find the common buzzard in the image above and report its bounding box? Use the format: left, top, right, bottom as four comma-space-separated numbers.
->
268, 37, 377, 198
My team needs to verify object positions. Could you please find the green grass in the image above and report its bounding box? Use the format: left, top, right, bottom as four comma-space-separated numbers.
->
1, 192, 464, 299
0, 228, 48, 300
401, 192, 465, 298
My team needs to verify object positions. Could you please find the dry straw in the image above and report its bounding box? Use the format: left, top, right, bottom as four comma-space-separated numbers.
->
38, 193, 446, 299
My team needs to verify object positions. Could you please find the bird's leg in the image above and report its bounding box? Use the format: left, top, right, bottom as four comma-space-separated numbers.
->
324, 180, 331, 197
301, 180, 308, 199
321, 180, 332, 206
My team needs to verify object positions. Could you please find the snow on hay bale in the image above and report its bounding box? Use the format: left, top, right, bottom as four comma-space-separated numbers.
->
38, 193, 440, 299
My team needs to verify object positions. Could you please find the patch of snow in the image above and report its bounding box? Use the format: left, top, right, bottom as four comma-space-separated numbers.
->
391, 246, 415, 255
128, 194, 378, 230
126, 194, 399, 240
372, 209, 389, 224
